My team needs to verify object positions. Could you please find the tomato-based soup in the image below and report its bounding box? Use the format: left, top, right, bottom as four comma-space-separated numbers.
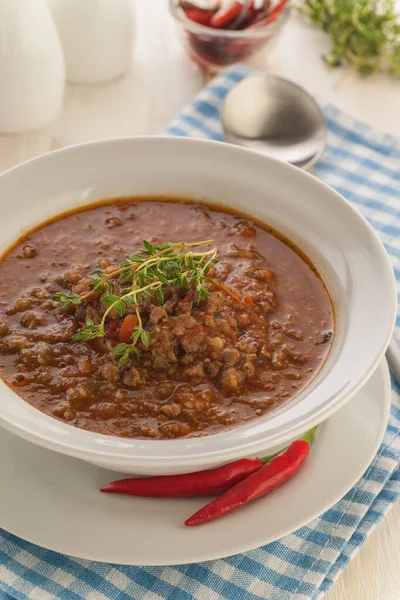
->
0, 200, 333, 439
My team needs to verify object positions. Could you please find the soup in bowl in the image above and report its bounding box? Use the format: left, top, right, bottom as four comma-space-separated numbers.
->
0, 199, 333, 440
0, 137, 395, 474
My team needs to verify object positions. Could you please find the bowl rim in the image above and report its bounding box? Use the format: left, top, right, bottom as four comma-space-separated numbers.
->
0, 135, 396, 466
168, 0, 290, 39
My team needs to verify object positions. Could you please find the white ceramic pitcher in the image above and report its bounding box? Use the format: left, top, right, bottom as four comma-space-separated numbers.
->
48, 0, 134, 84
0, 0, 65, 133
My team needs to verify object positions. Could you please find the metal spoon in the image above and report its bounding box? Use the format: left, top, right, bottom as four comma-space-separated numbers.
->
221, 73, 327, 170
221, 72, 400, 383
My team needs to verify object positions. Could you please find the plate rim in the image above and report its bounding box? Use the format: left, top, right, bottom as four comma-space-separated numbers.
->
0, 359, 392, 566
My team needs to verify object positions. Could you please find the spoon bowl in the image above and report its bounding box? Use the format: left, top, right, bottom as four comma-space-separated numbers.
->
221, 73, 327, 169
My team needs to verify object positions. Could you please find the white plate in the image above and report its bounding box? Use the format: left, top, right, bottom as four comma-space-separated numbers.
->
0, 360, 390, 566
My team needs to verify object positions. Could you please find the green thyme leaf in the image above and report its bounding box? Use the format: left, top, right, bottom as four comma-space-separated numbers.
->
123, 296, 135, 306
72, 322, 105, 341
129, 253, 144, 262
118, 352, 130, 368
156, 288, 164, 304
143, 240, 154, 253
157, 242, 172, 250
132, 327, 141, 344
51, 292, 81, 305
115, 301, 125, 318
101, 295, 120, 306
113, 343, 129, 355
157, 273, 169, 285
140, 329, 150, 347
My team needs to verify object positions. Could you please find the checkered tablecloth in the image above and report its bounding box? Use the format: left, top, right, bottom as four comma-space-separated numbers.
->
0, 65, 399, 600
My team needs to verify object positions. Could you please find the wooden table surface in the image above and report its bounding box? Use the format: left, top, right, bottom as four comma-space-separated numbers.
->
0, 2, 399, 598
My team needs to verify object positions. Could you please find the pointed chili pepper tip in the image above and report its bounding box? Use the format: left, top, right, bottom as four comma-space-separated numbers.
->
100, 484, 112, 493
184, 437, 312, 526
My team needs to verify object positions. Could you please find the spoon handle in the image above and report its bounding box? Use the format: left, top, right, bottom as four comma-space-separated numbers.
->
386, 335, 400, 386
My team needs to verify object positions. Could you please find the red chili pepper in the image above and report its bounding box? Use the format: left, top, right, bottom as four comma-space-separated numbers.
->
101, 428, 316, 502
185, 439, 311, 526
226, 0, 253, 30
118, 314, 139, 343
101, 458, 264, 498
180, 1, 218, 26
185, 8, 215, 26
266, 0, 288, 23
210, 1, 243, 28
250, 0, 288, 28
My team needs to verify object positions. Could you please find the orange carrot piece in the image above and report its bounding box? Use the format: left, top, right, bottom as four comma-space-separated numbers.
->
213, 280, 242, 303
119, 315, 139, 343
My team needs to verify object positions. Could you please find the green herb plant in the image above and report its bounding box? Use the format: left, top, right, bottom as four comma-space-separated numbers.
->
298, 0, 400, 76
52, 240, 218, 367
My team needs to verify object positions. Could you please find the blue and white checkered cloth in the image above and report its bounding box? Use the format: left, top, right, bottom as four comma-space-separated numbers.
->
1, 65, 399, 600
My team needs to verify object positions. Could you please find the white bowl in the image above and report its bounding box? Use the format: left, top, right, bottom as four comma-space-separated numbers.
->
0, 137, 396, 475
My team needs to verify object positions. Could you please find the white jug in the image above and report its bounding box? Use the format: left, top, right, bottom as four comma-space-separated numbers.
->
48, 0, 134, 84
0, 0, 65, 133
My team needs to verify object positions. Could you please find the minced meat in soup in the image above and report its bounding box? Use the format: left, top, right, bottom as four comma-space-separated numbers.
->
0, 200, 333, 439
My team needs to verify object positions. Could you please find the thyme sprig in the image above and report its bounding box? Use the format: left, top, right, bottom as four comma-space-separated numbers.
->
298, 0, 400, 76
52, 240, 218, 367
